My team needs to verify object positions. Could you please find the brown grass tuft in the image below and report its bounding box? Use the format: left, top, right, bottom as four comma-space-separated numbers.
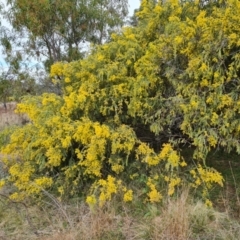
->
0, 102, 29, 129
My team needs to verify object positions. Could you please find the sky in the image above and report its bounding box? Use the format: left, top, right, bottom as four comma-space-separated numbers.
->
129, 0, 141, 15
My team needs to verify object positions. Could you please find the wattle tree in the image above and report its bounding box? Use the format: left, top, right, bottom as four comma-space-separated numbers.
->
2, 0, 240, 206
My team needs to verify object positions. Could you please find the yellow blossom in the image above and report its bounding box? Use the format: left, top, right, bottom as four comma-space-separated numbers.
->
111, 164, 124, 174
123, 190, 133, 202
148, 188, 162, 203
86, 195, 97, 206
205, 199, 213, 207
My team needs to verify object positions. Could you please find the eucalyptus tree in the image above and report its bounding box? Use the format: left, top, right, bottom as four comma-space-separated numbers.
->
2, 0, 128, 70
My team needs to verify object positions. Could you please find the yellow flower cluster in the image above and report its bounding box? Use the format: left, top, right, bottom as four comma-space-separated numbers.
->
123, 189, 133, 202
86, 195, 97, 206
147, 178, 162, 203
98, 175, 118, 205
111, 164, 124, 174
168, 177, 181, 196
137, 142, 160, 165
190, 165, 223, 192
0, 179, 5, 189
159, 144, 183, 169
208, 135, 218, 147
218, 95, 233, 109
211, 112, 219, 125
205, 199, 213, 207
50, 62, 64, 77
197, 165, 223, 187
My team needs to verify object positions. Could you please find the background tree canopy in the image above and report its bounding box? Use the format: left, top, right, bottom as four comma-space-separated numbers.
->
0, 0, 128, 97
1, 0, 240, 206
3, 0, 128, 68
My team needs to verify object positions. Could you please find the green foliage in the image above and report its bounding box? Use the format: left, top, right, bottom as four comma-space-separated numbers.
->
5, 0, 240, 206
0, 78, 11, 103
0, 71, 39, 102
2, 0, 128, 66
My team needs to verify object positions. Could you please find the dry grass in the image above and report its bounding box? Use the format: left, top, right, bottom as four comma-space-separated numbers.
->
0, 102, 28, 129
148, 191, 191, 240
0, 189, 240, 240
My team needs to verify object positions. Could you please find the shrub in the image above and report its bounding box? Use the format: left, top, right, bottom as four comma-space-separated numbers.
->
5, 0, 240, 205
